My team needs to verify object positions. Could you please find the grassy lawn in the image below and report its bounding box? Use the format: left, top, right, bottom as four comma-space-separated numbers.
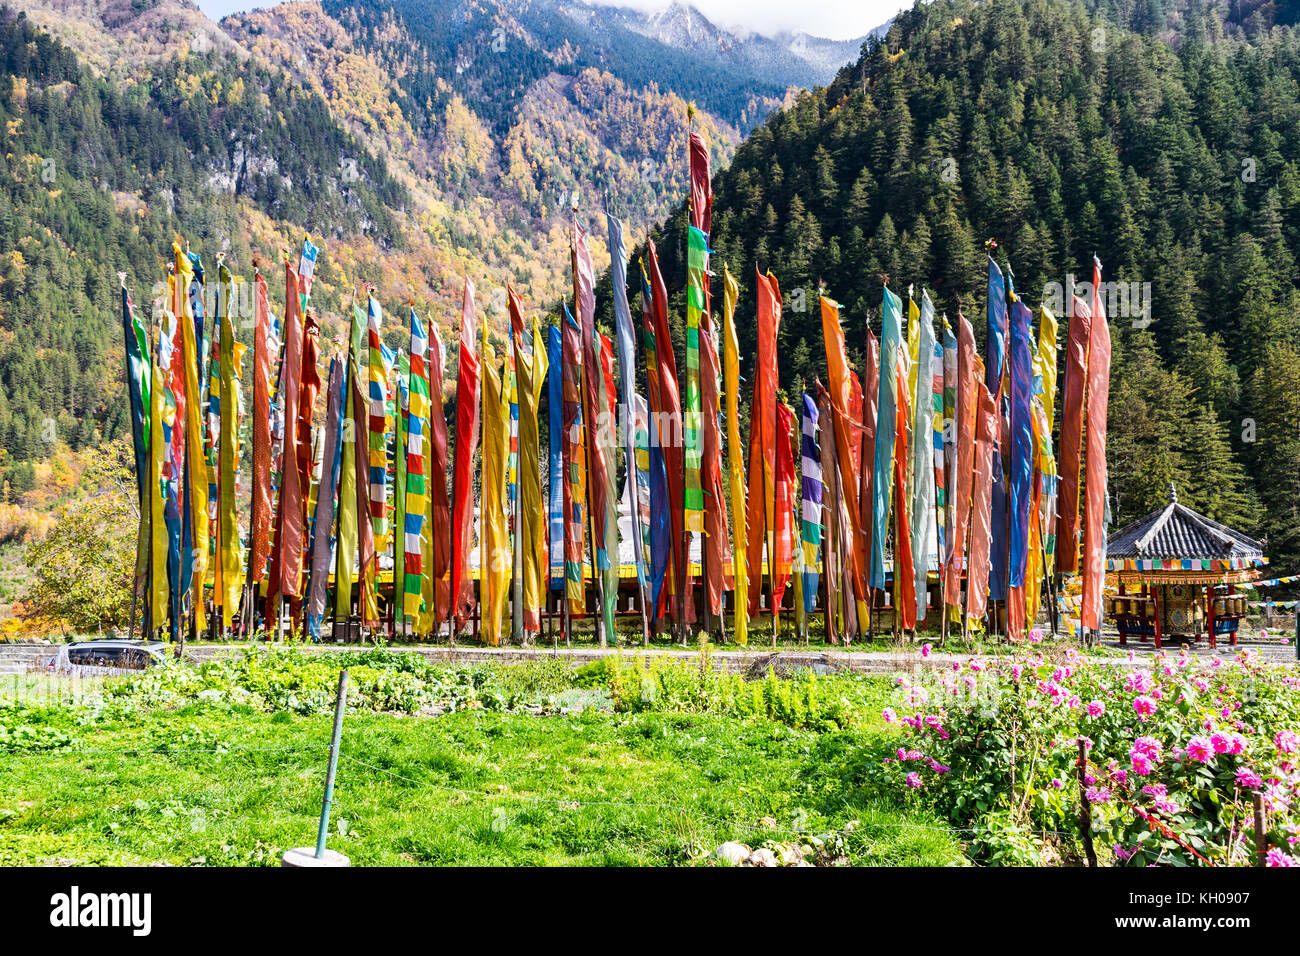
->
0, 653, 965, 867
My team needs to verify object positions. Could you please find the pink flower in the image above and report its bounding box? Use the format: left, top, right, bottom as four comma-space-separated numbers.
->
1050, 778, 1064, 789
1266, 848, 1298, 867
1133, 736, 1162, 759
1141, 784, 1167, 799
1131, 752, 1154, 776
1186, 737, 1214, 763
969, 660, 983, 673
921, 643, 932, 658
1085, 786, 1112, 804
1211, 731, 1234, 754
1133, 696, 1158, 720
1113, 844, 1135, 862
1276, 730, 1299, 755
906, 772, 923, 789
1126, 672, 1151, 694
882, 707, 897, 724
1087, 700, 1106, 718
1236, 768, 1264, 789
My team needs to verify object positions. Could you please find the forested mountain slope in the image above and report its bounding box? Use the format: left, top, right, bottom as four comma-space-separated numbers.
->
637, 0, 1300, 565
1, 0, 851, 531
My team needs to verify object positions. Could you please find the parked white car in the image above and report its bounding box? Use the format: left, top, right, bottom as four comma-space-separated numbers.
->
45, 640, 169, 675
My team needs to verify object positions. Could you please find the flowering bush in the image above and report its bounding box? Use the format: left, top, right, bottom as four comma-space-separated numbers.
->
883, 643, 1300, 866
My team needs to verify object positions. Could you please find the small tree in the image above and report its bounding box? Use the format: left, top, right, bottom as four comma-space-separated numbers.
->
24, 438, 137, 635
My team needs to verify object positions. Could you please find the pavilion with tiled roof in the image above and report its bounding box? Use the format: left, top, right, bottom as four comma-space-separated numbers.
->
1104, 485, 1266, 649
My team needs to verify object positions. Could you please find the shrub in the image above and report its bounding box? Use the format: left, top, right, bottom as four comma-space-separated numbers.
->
603, 648, 856, 732
881, 646, 1300, 866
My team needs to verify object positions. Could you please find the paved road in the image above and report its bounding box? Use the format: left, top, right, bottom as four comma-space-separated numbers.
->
1100, 638, 1297, 662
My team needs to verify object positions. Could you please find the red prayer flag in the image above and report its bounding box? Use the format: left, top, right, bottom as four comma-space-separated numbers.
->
858, 333, 879, 611
451, 279, 480, 628
700, 281, 731, 612
269, 261, 305, 603
967, 380, 999, 621
689, 130, 712, 234
428, 321, 451, 621
1056, 294, 1092, 574
945, 313, 979, 606
250, 271, 273, 583
892, 360, 916, 630
771, 401, 796, 610
821, 297, 868, 609
297, 311, 321, 526
1081, 259, 1111, 630
745, 269, 781, 616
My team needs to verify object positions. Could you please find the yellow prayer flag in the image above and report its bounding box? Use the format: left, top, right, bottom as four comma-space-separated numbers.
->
481, 347, 510, 645
515, 320, 549, 632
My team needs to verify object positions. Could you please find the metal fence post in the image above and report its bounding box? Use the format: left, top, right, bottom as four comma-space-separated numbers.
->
282, 669, 351, 868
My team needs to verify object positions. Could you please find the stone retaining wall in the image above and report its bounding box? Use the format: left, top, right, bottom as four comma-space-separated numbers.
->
0, 641, 940, 677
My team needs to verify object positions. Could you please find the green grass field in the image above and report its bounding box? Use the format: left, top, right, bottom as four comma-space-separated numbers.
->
0, 653, 965, 867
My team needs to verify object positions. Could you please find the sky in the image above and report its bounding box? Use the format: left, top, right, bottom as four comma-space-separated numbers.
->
193, 0, 907, 42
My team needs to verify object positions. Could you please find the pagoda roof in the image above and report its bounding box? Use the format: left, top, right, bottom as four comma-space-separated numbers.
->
1105, 486, 1264, 563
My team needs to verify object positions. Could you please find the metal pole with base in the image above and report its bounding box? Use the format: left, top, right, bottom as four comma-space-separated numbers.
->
282, 669, 350, 867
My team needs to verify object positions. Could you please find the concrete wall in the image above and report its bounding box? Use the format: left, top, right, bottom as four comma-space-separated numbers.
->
0, 641, 940, 677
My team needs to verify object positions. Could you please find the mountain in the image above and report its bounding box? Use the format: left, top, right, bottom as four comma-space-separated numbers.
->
633, 0, 1300, 566
0, 0, 870, 550
554, 0, 868, 98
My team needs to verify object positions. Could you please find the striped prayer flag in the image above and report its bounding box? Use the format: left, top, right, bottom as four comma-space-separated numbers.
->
799, 393, 822, 614
683, 225, 707, 531
561, 303, 587, 612
367, 296, 391, 552
403, 310, 429, 620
